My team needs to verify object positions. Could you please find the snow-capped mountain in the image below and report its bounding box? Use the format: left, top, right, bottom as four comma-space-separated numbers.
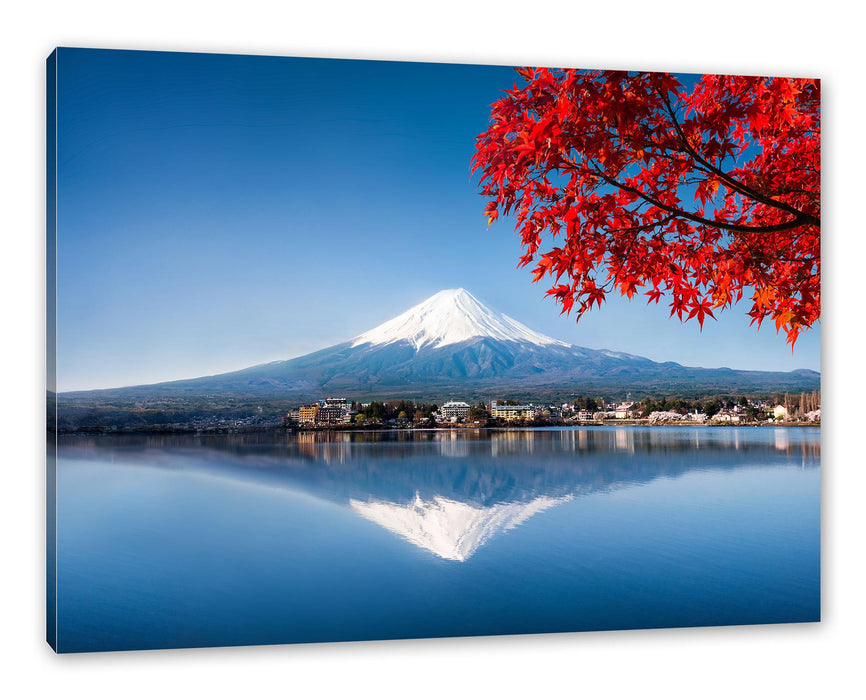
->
61, 287, 821, 404
350, 288, 570, 351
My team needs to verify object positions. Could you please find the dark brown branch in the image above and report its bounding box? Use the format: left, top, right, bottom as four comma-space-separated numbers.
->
587, 162, 814, 235
657, 89, 820, 228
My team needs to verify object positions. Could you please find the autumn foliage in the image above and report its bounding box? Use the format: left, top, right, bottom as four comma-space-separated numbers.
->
472, 69, 820, 345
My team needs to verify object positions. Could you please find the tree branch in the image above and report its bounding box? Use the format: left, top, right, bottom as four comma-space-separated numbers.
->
585, 161, 813, 235
657, 89, 820, 228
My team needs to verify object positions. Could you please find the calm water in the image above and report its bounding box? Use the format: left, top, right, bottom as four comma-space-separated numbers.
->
51, 426, 820, 652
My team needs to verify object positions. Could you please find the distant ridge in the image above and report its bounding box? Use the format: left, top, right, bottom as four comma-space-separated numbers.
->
59, 288, 820, 405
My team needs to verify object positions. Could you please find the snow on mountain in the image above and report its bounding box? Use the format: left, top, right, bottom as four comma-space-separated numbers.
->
350, 492, 572, 562
350, 288, 571, 351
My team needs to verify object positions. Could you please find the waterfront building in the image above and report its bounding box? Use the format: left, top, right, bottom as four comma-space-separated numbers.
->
298, 404, 320, 424
713, 410, 741, 423
614, 402, 635, 419
316, 406, 344, 425
490, 401, 538, 421
440, 401, 471, 421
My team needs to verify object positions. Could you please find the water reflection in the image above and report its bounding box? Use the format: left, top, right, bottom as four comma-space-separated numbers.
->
57, 427, 819, 561
350, 493, 572, 561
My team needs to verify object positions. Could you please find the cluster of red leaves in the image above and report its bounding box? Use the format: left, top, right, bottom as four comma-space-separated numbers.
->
472, 69, 820, 345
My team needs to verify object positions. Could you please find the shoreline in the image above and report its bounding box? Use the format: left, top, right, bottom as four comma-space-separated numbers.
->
50, 420, 819, 437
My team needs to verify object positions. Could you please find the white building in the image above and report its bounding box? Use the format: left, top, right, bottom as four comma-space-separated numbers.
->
713, 410, 741, 423
614, 402, 635, 419
440, 401, 471, 421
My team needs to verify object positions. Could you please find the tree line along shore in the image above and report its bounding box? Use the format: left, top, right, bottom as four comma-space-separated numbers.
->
51, 391, 820, 435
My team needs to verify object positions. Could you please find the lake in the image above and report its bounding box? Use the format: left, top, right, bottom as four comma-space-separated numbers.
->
49, 426, 820, 652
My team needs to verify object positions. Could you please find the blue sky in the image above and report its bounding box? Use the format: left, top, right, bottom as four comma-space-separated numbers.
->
54, 48, 820, 391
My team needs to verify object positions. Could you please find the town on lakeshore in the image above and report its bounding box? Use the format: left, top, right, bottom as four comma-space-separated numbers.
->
51, 387, 822, 435
58, 390, 817, 435
283, 392, 821, 431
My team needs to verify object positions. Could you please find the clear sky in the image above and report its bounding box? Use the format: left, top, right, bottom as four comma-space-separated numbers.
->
54, 48, 820, 392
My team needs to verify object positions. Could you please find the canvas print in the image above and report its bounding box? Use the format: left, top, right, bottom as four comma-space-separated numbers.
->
46, 48, 820, 653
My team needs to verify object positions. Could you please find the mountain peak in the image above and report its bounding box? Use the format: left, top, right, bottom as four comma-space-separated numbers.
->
350, 288, 571, 351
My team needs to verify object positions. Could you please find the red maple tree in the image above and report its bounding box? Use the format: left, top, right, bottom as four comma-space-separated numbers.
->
472, 69, 820, 345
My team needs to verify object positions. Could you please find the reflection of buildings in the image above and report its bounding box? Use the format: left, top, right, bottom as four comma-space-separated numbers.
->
613, 428, 635, 452
434, 430, 471, 458
490, 429, 535, 457
58, 426, 820, 561
297, 431, 356, 463
774, 429, 790, 451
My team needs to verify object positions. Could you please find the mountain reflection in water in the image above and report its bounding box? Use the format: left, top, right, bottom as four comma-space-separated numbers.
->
57, 427, 819, 562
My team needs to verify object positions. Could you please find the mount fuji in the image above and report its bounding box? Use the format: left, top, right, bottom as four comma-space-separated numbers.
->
62, 288, 820, 403
349, 288, 572, 351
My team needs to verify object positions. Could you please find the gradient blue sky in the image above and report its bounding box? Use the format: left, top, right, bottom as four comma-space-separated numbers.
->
54, 48, 820, 391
